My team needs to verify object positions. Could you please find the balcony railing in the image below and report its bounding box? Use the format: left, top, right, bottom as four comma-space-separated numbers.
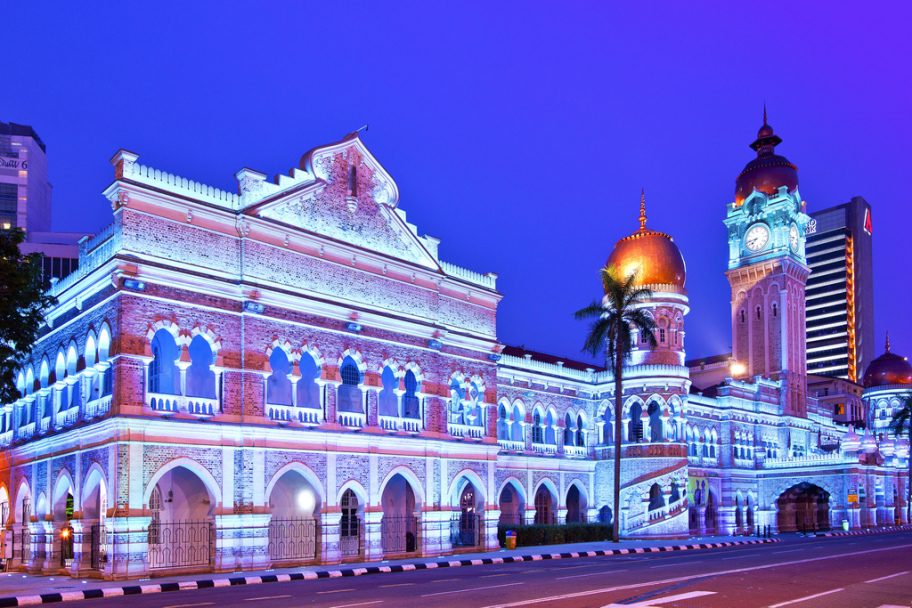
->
186, 397, 218, 417
338, 411, 366, 429
497, 439, 525, 452
268, 404, 322, 425
18, 422, 35, 441
84, 395, 112, 420
379, 415, 421, 433
448, 423, 485, 440
146, 392, 220, 417
761, 451, 847, 469
531, 442, 558, 455
39, 416, 51, 434
563, 445, 588, 459
0, 430, 12, 447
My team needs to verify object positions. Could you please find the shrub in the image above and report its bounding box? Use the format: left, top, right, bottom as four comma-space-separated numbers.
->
497, 522, 612, 547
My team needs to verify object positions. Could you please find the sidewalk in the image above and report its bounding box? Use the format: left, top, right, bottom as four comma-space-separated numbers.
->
0, 534, 778, 606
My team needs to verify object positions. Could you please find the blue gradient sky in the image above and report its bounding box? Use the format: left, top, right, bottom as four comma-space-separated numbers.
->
3, 2, 910, 366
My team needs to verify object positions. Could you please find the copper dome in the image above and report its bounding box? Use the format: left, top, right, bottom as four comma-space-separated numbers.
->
606, 192, 686, 288
735, 111, 799, 206
862, 334, 912, 388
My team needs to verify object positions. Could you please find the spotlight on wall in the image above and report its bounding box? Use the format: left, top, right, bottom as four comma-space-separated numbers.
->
428, 339, 443, 350
244, 301, 265, 314
122, 279, 146, 291
730, 362, 747, 376
345, 322, 362, 333
297, 490, 315, 512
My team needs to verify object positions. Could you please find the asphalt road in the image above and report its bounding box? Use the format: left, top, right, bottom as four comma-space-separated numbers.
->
62, 533, 912, 608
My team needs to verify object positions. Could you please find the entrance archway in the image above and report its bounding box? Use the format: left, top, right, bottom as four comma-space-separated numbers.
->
498, 481, 525, 526
533, 484, 556, 524
704, 491, 718, 535
267, 468, 322, 563
566, 484, 588, 523
380, 473, 420, 554
339, 486, 364, 560
82, 467, 108, 570
776, 483, 830, 533
452, 482, 483, 547
146, 465, 216, 571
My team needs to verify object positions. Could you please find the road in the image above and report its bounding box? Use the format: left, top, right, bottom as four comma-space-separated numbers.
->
60, 533, 912, 608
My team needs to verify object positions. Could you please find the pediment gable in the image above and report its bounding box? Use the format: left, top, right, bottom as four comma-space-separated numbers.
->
248, 134, 439, 269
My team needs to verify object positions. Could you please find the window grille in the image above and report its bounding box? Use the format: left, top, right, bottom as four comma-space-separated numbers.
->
341, 363, 360, 386
403, 370, 420, 418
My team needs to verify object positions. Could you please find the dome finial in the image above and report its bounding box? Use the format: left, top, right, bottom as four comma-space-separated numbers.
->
886, 331, 891, 353
639, 188, 647, 231
763, 102, 767, 126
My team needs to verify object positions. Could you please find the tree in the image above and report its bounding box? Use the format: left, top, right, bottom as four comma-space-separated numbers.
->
887, 393, 912, 526
0, 229, 57, 403
574, 266, 657, 542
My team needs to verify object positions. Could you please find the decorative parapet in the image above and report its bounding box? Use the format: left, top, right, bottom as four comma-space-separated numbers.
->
440, 261, 498, 290
51, 221, 122, 297
499, 354, 595, 382
125, 158, 242, 210
761, 451, 850, 470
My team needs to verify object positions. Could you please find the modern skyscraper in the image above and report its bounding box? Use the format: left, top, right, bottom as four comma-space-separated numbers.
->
1, 120, 89, 284
804, 196, 874, 382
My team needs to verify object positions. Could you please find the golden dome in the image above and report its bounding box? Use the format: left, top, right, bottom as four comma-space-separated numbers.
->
606, 192, 686, 288
735, 109, 798, 206
862, 333, 912, 388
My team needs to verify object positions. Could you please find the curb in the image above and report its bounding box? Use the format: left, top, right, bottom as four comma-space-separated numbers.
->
0, 538, 779, 607
817, 524, 912, 537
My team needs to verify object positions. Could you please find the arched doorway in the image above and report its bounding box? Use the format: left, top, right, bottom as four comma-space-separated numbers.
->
147, 465, 216, 571
339, 488, 363, 560
498, 483, 525, 526
776, 483, 830, 533
267, 469, 322, 563
566, 484, 588, 523
82, 469, 108, 570
704, 491, 718, 535
452, 483, 483, 547
534, 485, 556, 524
52, 477, 75, 569
380, 473, 419, 555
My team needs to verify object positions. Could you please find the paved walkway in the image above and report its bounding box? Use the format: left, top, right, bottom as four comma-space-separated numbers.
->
0, 534, 776, 604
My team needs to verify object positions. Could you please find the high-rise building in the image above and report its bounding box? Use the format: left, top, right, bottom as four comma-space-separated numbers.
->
1, 120, 89, 284
804, 196, 874, 382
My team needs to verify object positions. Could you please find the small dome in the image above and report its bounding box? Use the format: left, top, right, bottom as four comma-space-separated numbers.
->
860, 429, 878, 454
734, 111, 799, 206
841, 426, 860, 452
862, 334, 912, 388
606, 192, 687, 288
880, 435, 896, 458
896, 437, 910, 459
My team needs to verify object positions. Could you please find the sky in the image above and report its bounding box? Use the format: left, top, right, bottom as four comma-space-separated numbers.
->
3, 1, 911, 368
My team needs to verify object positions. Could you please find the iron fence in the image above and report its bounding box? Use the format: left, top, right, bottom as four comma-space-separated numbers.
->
59, 524, 74, 567
498, 513, 525, 526
339, 516, 362, 558
90, 523, 107, 570
268, 518, 318, 562
450, 513, 482, 547
13, 528, 30, 564
148, 520, 212, 570
380, 515, 418, 554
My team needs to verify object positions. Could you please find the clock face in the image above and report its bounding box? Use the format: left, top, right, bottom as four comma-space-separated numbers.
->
744, 223, 770, 252
789, 224, 800, 251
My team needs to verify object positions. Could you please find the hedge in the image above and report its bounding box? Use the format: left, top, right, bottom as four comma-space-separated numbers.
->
497, 522, 613, 547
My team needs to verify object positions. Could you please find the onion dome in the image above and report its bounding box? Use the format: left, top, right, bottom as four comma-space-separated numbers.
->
734, 106, 799, 206
840, 426, 860, 452
860, 428, 878, 454
606, 191, 687, 288
880, 435, 896, 458
895, 437, 910, 459
862, 332, 912, 388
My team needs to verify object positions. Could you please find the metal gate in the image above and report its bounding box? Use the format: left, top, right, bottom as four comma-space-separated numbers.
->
90, 524, 107, 570
148, 520, 212, 570
14, 528, 30, 564
450, 513, 482, 547
380, 516, 418, 554
340, 515, 361, 558
59, 524, 75, 567
267, 518, 317, 562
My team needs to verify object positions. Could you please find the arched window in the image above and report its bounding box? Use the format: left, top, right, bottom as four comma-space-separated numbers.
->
576, 413, 585, 447
532, 410, 543, 444
659, 328, 666, 343
337, 357, 363, 413
648, 401, 662, 443
534, 487, 552, 524
403, 370, 420, 419
670, 481, 680, 503
340, 489, 359, 540
756, 306, 761, 320
772, 303, 778, 317
497, 404, 509, 440
378, 367, 398, 417
545, 409, 556, 445
648, 484, 665, 511
511, 405, 524, 442
628, 402, 643, 442
450, 380, 465, 424
266, 349, 293, 406
297, 353, 321, 409
148, 486, 162, 545
564, 413, 575, 447
601, 407, 612, 445
186, 336, 216, 399
149, 330, 180, 395
740, 309, 746, 324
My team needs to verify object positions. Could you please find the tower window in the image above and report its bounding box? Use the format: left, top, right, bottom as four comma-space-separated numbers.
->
772, 303, 778, 317
756, 306, 761, 320
740, 310, 746, 324
659, 329, 666, 343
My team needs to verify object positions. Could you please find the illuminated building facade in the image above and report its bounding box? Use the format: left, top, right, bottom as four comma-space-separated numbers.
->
805, 197, 875, 382
0, 122, 907, 580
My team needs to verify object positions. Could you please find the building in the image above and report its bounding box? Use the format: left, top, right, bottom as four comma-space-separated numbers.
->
1, 120, 88, 284
0, 120, 907, 580
805, 196, 875, 382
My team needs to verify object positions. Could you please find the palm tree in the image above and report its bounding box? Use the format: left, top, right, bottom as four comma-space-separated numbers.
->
574, 266, 657, 542
887, 392, 912, 526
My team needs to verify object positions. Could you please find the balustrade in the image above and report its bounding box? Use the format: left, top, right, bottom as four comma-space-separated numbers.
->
448, 423, 485, 440
338, 411, 366, 429
84, 395, 112, 420
497, 439, 525, 452
531, 443, 558, 455
379, 415, 421, 433
563, 445, 588, 459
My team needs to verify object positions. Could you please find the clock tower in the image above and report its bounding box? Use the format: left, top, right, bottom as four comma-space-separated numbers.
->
724, 112, 811, 417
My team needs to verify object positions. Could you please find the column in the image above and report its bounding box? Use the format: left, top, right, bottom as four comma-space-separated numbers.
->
320, 511, 342, 564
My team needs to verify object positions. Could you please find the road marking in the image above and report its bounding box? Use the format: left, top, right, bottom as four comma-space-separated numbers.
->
317, 589, 356, 594
327, 602, 382, 608
481, 573, 511, 578
164, 604, 214, 608
772, 549, 802, 554
557, 569, 627, 580
651, 561, 700, 568
768, 588, 843, 607
603, 590, 716, 608
244, 597, 291, 602
722, 555, 753, 560
481, 543, 912, 608
422, 582, 524, 597
379, 583, 414, 588
865, 571, 908, 583
431, 578, 460, 582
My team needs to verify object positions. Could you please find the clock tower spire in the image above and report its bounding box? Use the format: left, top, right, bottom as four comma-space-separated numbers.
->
724, 113, 811, 417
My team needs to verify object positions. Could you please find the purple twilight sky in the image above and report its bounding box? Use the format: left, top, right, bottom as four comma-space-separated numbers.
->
3, 2, 911, 368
